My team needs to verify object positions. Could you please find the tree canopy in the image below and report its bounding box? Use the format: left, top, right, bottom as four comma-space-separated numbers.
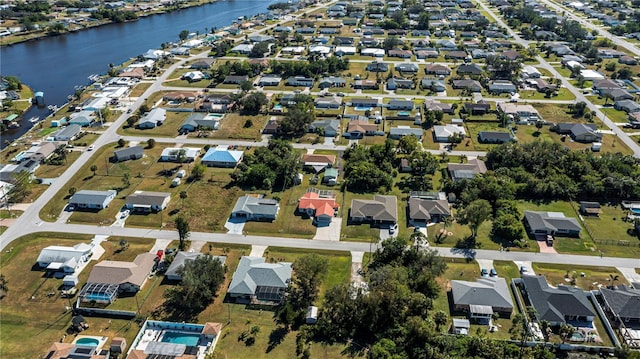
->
231, 139, 301, 190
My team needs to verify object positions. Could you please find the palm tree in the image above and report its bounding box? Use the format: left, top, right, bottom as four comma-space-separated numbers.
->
433, 310, 448, 332
608, 274, 620, 288
180, 191, 187, 208
90, 165, 98, 176
0, 274, 8, 299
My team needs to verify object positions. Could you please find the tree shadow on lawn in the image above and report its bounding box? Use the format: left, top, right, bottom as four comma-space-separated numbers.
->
266, 326, 289, 353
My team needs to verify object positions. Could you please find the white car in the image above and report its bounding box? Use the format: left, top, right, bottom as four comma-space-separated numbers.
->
87, 145, 95, 151
389, 223, 398, 235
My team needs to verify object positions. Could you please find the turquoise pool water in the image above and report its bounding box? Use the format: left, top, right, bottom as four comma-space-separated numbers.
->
631, 208, 640, 215
570, 332, 585, 341
161, 331, 200, 346
75, 338, 99, 346
398, 111, 410, 116
354, 106, 372, 111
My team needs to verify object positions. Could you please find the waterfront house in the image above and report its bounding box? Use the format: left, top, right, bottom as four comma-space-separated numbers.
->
52, 124, 82, 142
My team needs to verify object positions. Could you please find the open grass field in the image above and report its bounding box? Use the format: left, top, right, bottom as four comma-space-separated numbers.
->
129, 82, 152, 97
34, 151, 82, 178
531, 263, 628, 290
213, 113, 269, 141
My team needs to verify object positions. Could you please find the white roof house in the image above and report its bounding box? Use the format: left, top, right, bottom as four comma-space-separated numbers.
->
183, 39, 203, 48
182, 71, 204, 81
309, 45, 332, 55
142, 49, 169, 59
433, 124, 467, 142
580, 69, 605, 81
36, 242, 94, 273
521, 65, 541, 78
361, 48, 386, 57
160, 147, 201, 162
137, 108, 166, 129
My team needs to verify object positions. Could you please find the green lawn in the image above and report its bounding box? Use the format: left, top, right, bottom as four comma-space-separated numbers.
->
531, 263, 628, 290
518, 88, 575, 101
601, 107, 629, 123
213, 113, 269, 141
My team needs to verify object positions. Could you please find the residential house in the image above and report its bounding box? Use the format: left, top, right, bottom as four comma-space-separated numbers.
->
231, 195, 280, 221
201, 145, 244, 167
297, 190, 340, 225
447, 158, 487, 181
395, 63, 419, 73
619, 56, 638, 65
160, 147, 201, 162
163, 91, 197, 102
497, 102, 540, 122
421, 79, 446, 92
552, 123, 601, 142
456, 63, 483, 76
137, 108, 166, 129
166, 252, 226, 281
258, 75, 282, 86
599, 285, 640, 327
228, 256, 292, 303
600, 88, 634, 102
580, 69, 605, 81
347, 120, 378, 138
309, 119, 340, 136
223, 75, 248, 84
69, 190, 117, 210
190, 58, 215, 69
408, 196, 450, 226
302, 154, 335, 172
248, 34, 274, 43
314, 97, 343, 109
361, 48, 385, 57
366, 62, 389, 72
444, 51, 468, 60
180, 113, 220, 132
425, 64, 452, 76
200, 94, 232, 113
388, 100, 414, 111
387, 78, 415, 90
521, 275, 595, 327
52, 124, 82, 142
287, 76, 314, 87
521, 65, 541, 79
464, 101, 491, 115
36, 242, 94, 274
333, 36, 354, 45
125, 191, 171, 213
182, 71, 205, 82
433, 124, 466, 142
350, 195, 398, 224
424, 99, 454, 114
523, 211, 582, 237
262, 119, 280, 134
86, 252, 157, 293
488, 80, 517, 94
451, 277, 514, 321
352, 80, 379, 90
386, 120, 420, 134
478, 131, 514, 144
415, 49, 440, 59
334, 46, 356, 56
350, 98, 380, 108
614, 100, 640, 113
452, 79, 482, 92
318, 76, 346, 89
388, 49, 412, 58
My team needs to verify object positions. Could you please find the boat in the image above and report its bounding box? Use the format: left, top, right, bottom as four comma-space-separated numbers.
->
7, 121, 20, 129
28, 116, 41, 123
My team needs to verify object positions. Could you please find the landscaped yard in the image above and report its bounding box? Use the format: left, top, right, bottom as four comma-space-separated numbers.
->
0, 233, 144, 358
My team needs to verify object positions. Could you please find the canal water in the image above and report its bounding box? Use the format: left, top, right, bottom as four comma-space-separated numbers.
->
0, 0, 276, 146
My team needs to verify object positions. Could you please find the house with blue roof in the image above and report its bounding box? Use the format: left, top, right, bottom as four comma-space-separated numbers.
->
201, 145, 244, 167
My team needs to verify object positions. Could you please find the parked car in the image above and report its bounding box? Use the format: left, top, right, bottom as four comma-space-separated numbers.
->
480, 268, 489, 277
389, 223, 398, 235
490, 268, 497, 277
520, 266, 528, 274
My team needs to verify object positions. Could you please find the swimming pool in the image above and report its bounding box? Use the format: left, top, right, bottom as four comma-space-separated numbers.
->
75, 338, 100, 346
398, 111, 410, 116
570, 331, 585, 341
161, 331, 200, 346
354, 106, 372, 111
631, 208, 640, 215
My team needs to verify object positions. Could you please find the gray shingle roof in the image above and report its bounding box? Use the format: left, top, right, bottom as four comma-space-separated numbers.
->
522, 275, 595, 323
451, 277, 514, 310
231, 195, 280, 217
600, 285, 640, 320
228, 256, 292, 296
523, 211, 581, 233
408, 198, 450, 221
69, 190, 116, 206
350, 195, 398, 222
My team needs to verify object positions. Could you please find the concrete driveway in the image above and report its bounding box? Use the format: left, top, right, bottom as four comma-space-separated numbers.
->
313, 218, 342, 241
476, 259, 494, 272
514, 261, 535, 275
224, 217, 246, 235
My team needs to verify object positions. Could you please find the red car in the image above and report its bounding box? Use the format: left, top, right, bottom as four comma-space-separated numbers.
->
156, 250, 164, 260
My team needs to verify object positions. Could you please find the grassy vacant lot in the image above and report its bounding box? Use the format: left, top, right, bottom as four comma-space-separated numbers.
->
531, 263, 628, 290
39, 142, 244, 232
118, 110, 187, 137
129, 82, 152, 97
579, 204, 640, 258
243, 184, 318, 239
34, 151, 82, 178
601, 107, 629, 124
213, 113, 269, 141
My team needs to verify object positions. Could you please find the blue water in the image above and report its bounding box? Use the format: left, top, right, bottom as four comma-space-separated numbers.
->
0, 0, 279, 147
354, 106, 372, 111
75, 338, 100, 346
161, 332, 200, 346
631, 208, 640, 215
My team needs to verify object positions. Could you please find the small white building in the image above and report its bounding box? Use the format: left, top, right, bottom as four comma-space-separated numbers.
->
580, 69, 605, 81
36, 242, 94, 274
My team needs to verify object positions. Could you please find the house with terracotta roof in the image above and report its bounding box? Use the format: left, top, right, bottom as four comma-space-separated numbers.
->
347, 120, 378, 138
297, 190, 340, 225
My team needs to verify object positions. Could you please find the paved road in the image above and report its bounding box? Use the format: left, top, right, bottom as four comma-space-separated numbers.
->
5, 220, 639, 268
477, 0, 640, 157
